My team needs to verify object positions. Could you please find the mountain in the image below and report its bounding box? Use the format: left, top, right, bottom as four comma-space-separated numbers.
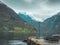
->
40, 12, 60, 36
0, 1, 36, 30
0, 1, 36, 39
18, 13, 40, 29
0, 2, 21, 29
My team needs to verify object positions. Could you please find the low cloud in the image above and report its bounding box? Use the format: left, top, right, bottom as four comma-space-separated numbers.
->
0, 0, 60, 21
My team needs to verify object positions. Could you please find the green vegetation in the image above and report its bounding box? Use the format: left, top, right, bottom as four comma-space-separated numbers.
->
14, 27, 32, 34
0, 3, 36, 40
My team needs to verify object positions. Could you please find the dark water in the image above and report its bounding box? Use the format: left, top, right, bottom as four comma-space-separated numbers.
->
0, 40, 27, 45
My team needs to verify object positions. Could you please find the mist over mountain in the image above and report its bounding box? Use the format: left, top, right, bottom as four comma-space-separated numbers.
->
18, 13, 40, 29
0, 1, 60, 38
18, 11, 60, 37
40, 12, 60, 36
0, 1, 36, 40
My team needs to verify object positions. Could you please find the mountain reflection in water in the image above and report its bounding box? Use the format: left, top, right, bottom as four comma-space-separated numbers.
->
0, 40, 27, 45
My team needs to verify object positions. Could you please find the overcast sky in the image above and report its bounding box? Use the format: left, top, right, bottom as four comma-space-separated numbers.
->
0, 0, 60, 22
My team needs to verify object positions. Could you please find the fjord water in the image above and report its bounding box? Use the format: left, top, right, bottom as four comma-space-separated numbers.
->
0, 40, 27, 45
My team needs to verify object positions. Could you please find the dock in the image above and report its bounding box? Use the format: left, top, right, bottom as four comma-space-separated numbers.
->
27, 37, 60, 45
27, 37, 42, 45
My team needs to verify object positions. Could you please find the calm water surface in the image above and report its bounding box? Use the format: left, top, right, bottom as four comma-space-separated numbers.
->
0, 40, 27, 45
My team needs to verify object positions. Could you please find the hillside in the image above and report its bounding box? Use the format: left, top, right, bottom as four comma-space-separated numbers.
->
18, 13, 40, 29
0, 1, 36, 40
40, 12, 60, 36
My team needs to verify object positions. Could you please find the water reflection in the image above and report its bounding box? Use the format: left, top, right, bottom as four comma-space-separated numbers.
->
0, 40, 27, 45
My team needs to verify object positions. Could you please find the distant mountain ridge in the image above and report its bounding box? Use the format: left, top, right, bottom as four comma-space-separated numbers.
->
18, 12, 60, 37
40, 12, 60, 36
18, 13, 40, 29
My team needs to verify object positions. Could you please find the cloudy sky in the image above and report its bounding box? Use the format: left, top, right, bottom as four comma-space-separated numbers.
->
0, 0, 60, 22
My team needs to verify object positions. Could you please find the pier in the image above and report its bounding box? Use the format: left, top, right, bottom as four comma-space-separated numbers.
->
27, 37, 42, 45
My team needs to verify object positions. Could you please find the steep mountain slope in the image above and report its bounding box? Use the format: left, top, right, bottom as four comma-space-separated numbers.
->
0, 1, 36, 39
18, 13, 40, 29
0, 1, 36, 30
0, 2, 22, 30
40, 12, 60, 36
